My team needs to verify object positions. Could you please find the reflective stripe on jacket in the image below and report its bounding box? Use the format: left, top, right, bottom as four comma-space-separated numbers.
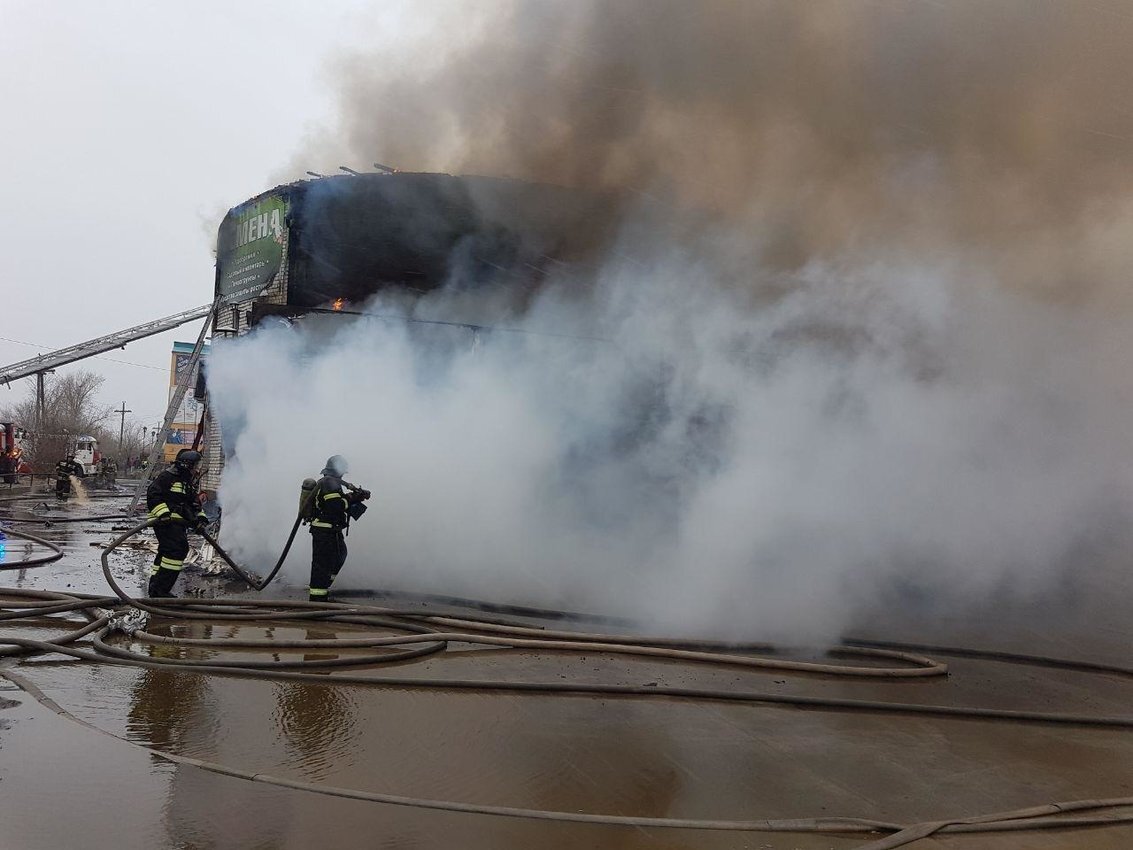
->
311, 475, 348, 530
146, 466, 205, 524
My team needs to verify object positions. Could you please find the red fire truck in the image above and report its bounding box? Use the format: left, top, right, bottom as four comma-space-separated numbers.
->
0, 423, 31, 482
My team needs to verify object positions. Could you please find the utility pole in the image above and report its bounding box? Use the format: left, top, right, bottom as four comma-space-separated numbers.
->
33, 369, 53, 464
114, 401, 131, 467
34, 370, 53, 432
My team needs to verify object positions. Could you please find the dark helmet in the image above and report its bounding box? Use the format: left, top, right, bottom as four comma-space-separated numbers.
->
322, 455, 349, 476
174, 449, 202, 470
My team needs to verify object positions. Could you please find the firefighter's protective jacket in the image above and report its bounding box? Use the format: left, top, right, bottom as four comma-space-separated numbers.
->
55, 459, 84, 479
146, 466, 206, 524
310, 474, 350, 531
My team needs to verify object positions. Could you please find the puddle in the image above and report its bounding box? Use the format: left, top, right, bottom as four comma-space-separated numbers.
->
5, 492, 1133, 848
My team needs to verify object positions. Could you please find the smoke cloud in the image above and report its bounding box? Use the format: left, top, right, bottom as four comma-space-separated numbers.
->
214, 1, 1133, 642
291, 0, 1133, 298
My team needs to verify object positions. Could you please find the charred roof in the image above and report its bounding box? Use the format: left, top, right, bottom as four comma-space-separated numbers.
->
240, 172, 619, 310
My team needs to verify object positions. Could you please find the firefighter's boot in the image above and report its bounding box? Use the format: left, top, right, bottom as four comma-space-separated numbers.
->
148, 567, 180, 599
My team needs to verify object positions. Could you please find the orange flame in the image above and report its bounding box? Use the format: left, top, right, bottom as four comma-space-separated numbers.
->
332, 298, 345, 311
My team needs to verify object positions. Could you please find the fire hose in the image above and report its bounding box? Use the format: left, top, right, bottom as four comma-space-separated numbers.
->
91, 516, 946, 676
5, 584, 1133, 849
0, 526, 65, 568
5, 656, 1133, 849
5, 519, 1133, 845
1, 513, 132, 525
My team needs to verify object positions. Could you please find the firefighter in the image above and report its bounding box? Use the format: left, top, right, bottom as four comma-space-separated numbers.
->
308, 454, 370, 603
98, 456, 117, 488
54, 454, 85, 499
145, 448, 208, 598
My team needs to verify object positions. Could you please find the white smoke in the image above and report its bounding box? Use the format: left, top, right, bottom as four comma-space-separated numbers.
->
207, 233, 1133, 644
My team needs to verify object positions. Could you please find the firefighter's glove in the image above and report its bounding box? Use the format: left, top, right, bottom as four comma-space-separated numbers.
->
193, 515, 209, 531
350, 488, 372, 503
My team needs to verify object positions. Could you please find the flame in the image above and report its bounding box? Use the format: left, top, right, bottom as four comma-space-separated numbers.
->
332, 298, 345, 311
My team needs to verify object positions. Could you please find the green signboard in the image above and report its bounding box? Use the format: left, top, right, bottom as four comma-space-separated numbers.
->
215, 195, 287, 304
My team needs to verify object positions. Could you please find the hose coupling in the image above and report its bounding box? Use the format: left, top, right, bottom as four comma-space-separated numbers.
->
105, 608, 149, 636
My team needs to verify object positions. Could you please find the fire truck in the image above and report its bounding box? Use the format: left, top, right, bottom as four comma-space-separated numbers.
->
70, 435, 101, 476
0, 423, 30, 482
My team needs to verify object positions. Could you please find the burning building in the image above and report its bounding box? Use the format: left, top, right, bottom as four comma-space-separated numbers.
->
213, 171, 617, 331
200, 171, 618, 493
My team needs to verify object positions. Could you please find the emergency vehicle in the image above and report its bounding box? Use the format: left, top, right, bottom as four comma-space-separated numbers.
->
70, 435, 101, 476
0, 422, 30, 477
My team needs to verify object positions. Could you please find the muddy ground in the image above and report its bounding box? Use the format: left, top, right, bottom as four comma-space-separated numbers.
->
3, 488, 1133, 849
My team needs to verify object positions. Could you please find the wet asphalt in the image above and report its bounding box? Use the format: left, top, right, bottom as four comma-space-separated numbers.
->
3, 485, 1133, 849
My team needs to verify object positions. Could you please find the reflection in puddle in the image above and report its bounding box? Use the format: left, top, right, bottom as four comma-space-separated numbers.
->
273, 681, 359, 780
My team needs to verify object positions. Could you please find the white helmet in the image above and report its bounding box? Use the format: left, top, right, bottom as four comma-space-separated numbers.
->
322, 455, 349, 476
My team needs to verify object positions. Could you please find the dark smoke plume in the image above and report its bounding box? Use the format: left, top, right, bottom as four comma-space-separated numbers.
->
300, 0, 1133, 301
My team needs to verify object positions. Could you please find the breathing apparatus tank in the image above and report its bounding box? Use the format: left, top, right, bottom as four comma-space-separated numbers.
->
298, 478, 318, 522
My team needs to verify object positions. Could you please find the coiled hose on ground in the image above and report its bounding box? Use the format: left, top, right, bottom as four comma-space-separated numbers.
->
3, 516, 1133, 848
0, 526, 64, 568
1, 513, 132, 524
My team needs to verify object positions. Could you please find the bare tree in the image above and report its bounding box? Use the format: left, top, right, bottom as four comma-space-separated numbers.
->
105, 419, 147, 470
0, 371, 111, 470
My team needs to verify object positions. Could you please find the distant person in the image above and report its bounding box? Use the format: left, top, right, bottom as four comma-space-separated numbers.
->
0, 454, 15, 486
145, 449, 208, 598
98, 456, 117, 488
307, 455, 370, 603
54, 454, 85, 499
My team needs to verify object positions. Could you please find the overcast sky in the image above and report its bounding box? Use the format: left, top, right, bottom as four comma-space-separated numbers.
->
0, 1, 381, 430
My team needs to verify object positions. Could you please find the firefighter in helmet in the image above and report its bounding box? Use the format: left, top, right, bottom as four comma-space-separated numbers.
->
145, 448, 208, 598
308, 455, 370, 603
54, 453, 85, 499
98, 455, 118, 488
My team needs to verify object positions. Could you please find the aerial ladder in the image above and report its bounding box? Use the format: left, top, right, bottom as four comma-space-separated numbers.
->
0, 304, 213, 432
